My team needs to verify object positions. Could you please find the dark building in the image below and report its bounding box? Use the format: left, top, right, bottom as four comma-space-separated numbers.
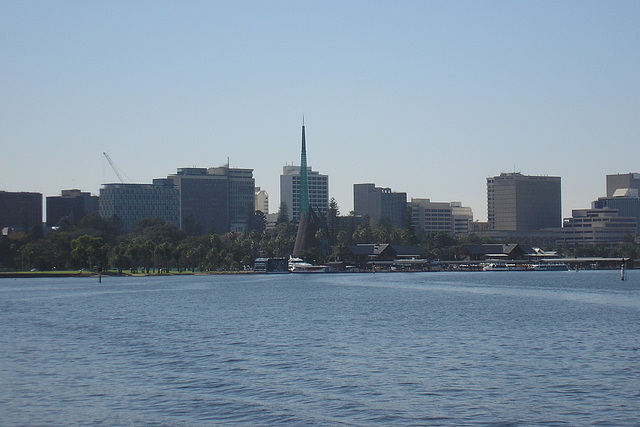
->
46, 189, 98, 227
354, 183, 407, 228
169, 166, 255, 235
487, 172, 561, 231
99, 181, 180, 231
606, 173, 640, 198
0, 191, 42, 231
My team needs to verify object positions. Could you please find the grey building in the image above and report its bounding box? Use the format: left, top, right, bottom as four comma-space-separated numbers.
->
592, 188, 640, 232
487, 172, 561, 231
46, 189, 98, 227
0, 191, 42, 231
606, 173, 640, 198
169, 166, 255, 234
280, 165, 328, 222
354, 183, 407, 228
99, 181, 180, 231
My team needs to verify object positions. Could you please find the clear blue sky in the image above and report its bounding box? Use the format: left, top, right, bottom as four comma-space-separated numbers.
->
2, 1, 639, 220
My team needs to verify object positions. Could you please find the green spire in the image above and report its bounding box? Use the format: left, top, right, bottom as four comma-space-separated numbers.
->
299, 122, 309, 218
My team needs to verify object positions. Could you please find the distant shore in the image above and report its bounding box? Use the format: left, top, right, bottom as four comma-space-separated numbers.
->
0, 270, 255, 279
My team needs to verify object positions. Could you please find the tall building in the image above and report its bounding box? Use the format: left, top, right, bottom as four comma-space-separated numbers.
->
280, 166, 329, 222
592, 188, 640, 232
169, 166, 255, 234
606, 173, 640, 198
0, 191, 42, 231
46, 189, 98, 227
354, 183, 407, 228
99, 181, 180, 231
255, 187, 269, 214
487, 172, 561, 231
410, 199, 473, 235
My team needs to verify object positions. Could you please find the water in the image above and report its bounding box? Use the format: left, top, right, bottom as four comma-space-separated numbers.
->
1, 271, 639, 425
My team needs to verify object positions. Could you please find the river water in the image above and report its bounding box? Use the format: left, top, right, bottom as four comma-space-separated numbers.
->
1, 271, 639, 425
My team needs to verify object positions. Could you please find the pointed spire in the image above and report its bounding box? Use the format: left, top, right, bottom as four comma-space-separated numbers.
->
299, 119, 309, 218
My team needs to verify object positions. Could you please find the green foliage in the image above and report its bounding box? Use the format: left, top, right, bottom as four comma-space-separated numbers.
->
8, 210, 639, 272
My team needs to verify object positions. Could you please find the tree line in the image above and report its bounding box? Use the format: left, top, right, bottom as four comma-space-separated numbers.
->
1, 198, 638, 272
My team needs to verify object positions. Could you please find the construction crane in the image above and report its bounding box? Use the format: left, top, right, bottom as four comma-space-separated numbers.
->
103, 152, 131, 183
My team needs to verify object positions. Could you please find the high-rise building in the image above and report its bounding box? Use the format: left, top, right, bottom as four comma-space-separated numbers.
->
46, 189, 98, 227
606, 173, 640, 198
410, 199, 474, 235
354, 183, 407, 228
487, 172, 561, 231
99, 181, 180, 231
0, 191, 42, 231
168, 166, 255, 234
280, 165, 328, 222
255, 187, 269, 214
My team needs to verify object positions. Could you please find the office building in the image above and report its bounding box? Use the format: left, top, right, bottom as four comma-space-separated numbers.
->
487, 172, 561, 231
46, 189, 98, 227
255, 187, 269, 214
354, 183, 407, 228
559, 208, 637, 247
0, 191, 42, 231
606, 173, 640, 198
169, 166, 255, 234
410, 199, 473, 235
99, 181, 180, 231
592, 188, 640, 232
280, 165, 328, 222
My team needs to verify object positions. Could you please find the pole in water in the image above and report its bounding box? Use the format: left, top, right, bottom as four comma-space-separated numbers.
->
621, 259, 626, 281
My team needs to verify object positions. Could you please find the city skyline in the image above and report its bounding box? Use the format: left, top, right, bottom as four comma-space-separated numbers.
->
2, 2, 639, 220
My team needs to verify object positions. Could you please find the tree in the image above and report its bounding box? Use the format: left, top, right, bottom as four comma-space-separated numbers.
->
249, 210, 267, 234
71, 235, 107, 269
327, 198, 340, 245
277, 202, 289, 224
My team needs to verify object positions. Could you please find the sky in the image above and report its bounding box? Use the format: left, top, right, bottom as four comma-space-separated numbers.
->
2, 1, 639, 221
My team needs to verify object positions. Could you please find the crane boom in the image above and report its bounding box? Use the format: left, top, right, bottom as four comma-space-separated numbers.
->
103, 152, 128, 183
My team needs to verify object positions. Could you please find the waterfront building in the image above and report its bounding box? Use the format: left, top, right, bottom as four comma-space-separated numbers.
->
592, 188, 640, 233
98, 181, 180, 231
354, 183, 407, 228
46, 189, 98, 227
280, 166, 328, 222
606, 173, 640, 198
255, 187, 269, 214
0, 191, 42, 231
169, 166, 255, 234
559, 208, 637, 247
410, 198, 473, 235
487, 172, 561, 231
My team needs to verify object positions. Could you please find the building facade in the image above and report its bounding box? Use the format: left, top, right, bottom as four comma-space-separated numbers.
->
354, 183, 407, 228
255, 187, 269, 214
99, 181, 180, 231
410, 199, 473, 235
169, 166, 255, 234
487, 172, 561, 231
46, 189, 98, 227
280, 165, 328, 222
592, 188, 640, 233
0, 191, 42, 231
606, 173, 640, 198
559, 208, 637, 247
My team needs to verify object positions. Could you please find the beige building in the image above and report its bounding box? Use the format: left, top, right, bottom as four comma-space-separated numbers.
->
410, 199, 473, 235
